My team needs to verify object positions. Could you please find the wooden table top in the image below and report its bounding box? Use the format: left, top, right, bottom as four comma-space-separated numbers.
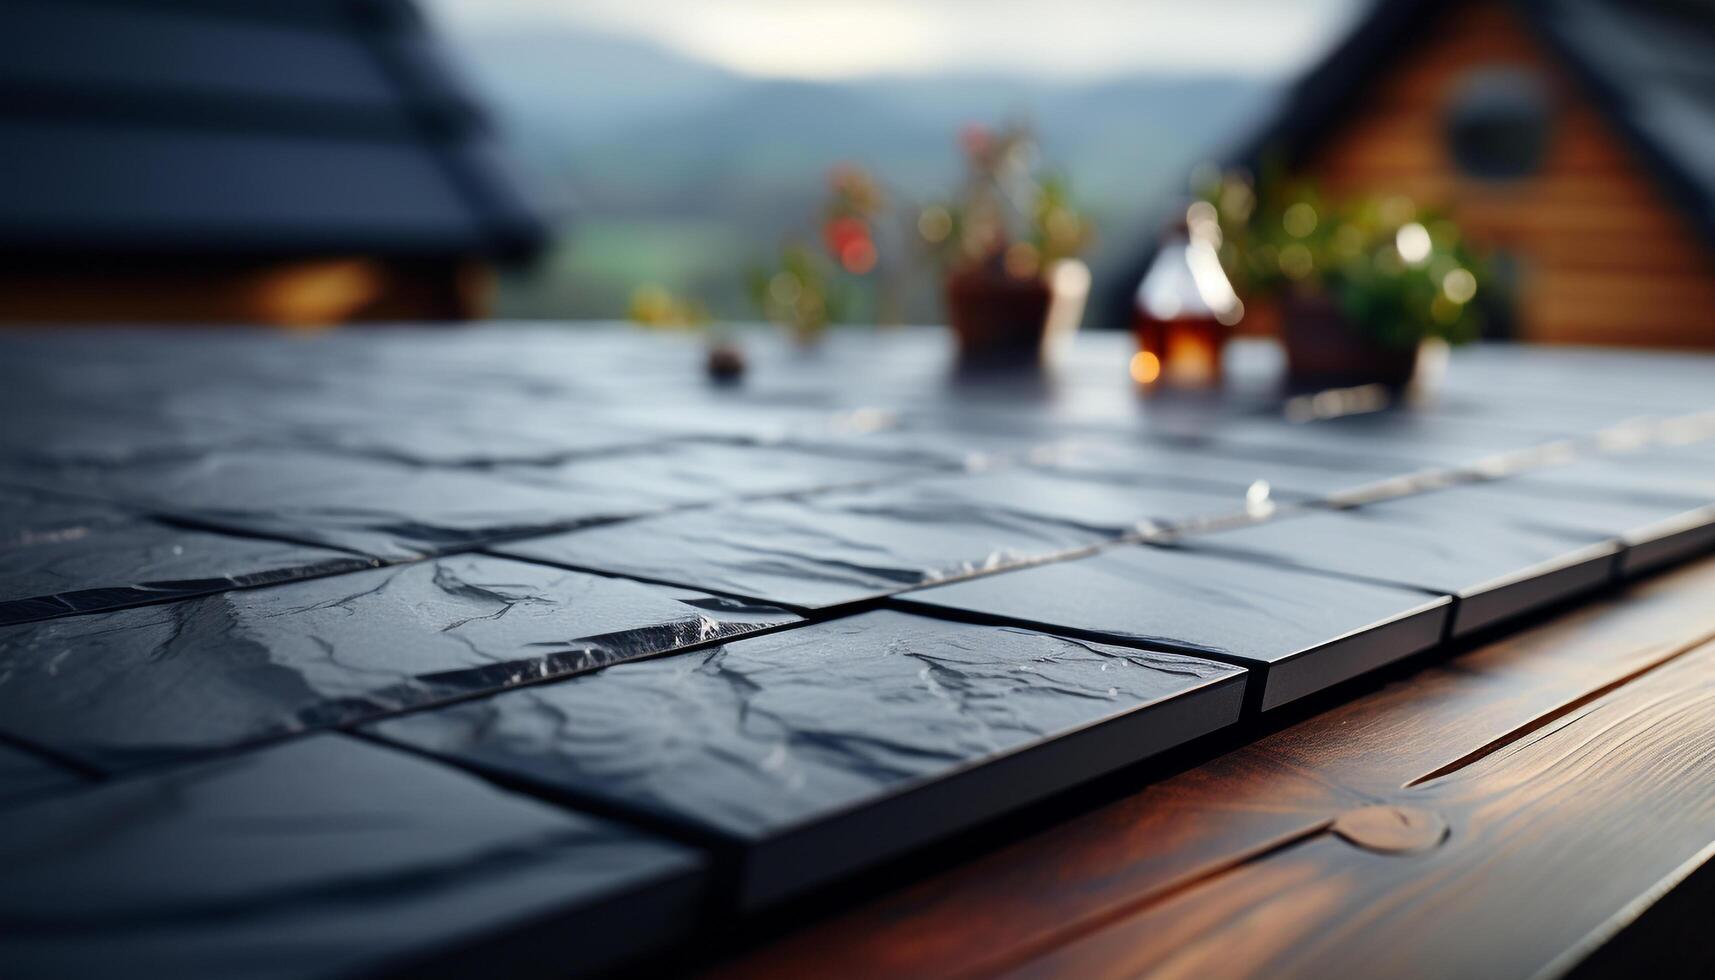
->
716, 554, 1715, 979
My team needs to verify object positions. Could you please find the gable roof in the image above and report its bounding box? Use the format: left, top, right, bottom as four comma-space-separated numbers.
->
1232, 0, 1715, 251
0, 0, 548, 262
1098, 0, 1715, 328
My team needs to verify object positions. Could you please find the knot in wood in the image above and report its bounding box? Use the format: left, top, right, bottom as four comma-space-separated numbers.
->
1332, 805, 1448, 854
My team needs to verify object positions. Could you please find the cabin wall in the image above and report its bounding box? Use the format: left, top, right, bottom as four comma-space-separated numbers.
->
0, 257, 492, 327
1302, 0, 1715, 347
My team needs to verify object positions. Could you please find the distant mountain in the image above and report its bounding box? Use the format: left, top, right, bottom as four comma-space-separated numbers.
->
439, 26, 1281, 323
445, 27, 747, 160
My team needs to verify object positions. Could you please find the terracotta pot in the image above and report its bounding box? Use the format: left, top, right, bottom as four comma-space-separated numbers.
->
1280, 291, 1419, 389
944, 259, 1089, 364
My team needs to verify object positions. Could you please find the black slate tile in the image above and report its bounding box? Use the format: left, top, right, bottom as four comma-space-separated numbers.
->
0, 554, 798, 771
772, 419, 1042, 470
1480, 454, 1715, 506
0, 734, 704, 979
1196, 410, 1577, 475
1432, 473, 1715, 578
1461, 459, 1715, 580
0, 741, 87, 807
368, 610, 1245, 908
1182, 493, 1622, 637
0, 484, 374, 625
901, 543, 1450, 711
1434, 346, 1715, 416
494, 469, 1253, 609
16, 442, 925, 561
491, 439, 930, 499
1654, 414, 1715, 459
1026, 436, 1435, 504
219, 392, 673, 468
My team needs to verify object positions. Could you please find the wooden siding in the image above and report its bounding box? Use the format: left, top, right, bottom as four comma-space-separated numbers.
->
0, 257, 491, 327
1303, 0, 1715, 347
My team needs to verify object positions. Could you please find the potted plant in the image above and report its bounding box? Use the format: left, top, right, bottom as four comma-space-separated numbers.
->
745, 164, 887, 345
921, 123, 1094, 364
1201, 171, 1490, 388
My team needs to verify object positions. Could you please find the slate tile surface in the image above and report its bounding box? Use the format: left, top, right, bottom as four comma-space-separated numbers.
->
1193, 411, 1576, 473
490, 439, 929, 499
1184, 492, 1622, 637
368, 609, 1245, 907
1477, 452, 1715, 504
0, 483, 374, 625
1429, 473, 1715, 576
12, 441, 927, 561
3, 326, 1715, 976
0, 741, 86, 808
902, 543, 1450, 710
0, 554, 798, 771
495, 469, 1252, 609
1025, 436, 1433, 503
0, 734, 705, 979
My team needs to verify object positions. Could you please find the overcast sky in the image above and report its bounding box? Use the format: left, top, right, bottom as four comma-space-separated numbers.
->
423, 0, 1365, 80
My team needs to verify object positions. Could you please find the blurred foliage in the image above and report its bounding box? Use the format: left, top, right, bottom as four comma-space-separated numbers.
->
636, 127, 1096, 338
1196, 167, 1493, 347
919, 122, 1093, 280
748, 162, 901, 340
822, 163, 887, 277
745, 240, 851, 342
627, 282, 710, 328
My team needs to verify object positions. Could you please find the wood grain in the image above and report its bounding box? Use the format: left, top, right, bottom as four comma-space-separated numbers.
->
714, 557, 1715, 980
1302, 0, 1715, 348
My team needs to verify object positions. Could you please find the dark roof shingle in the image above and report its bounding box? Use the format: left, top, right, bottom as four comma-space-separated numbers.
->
0, 0, 547, 261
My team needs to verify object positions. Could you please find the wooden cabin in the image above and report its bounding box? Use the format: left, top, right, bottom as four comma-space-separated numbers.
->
0, 0, 547, 327
1126, 0, 1715, 348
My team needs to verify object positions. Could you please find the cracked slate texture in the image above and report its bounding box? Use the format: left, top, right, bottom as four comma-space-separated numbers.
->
902, 542, 1450, 710
0, 554, 798, 771
0, 483, 374, 625
368, 609, 1245, 907
494, 468, 1252, 609
0, 734, 704, 980
12, 441, 928, 561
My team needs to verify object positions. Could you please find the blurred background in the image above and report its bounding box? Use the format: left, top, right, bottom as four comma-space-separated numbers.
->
2, 0, 1712, 353
422, 0, 1356, 327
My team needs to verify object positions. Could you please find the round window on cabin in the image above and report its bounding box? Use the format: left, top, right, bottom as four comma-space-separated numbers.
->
1445, 67, 1554, 179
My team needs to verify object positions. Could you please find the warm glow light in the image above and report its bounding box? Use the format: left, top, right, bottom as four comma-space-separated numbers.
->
917, 206, 952, 243
1130, 350, 1162, 385
1442, 267, 1478, 304
1395, 222, 1432, 265
1245, 480, 1275, 517
1282, 202, 1318, 238
1186, 200, 1221, 244
250, 258, 383, 327
1186, 239, 1243, 325
1165, 329, 1217, 386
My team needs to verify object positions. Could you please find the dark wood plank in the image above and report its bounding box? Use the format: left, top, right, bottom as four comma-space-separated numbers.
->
714, 557, 1715, 979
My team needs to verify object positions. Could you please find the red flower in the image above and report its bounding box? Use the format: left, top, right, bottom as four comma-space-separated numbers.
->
823, 216, 869, 258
